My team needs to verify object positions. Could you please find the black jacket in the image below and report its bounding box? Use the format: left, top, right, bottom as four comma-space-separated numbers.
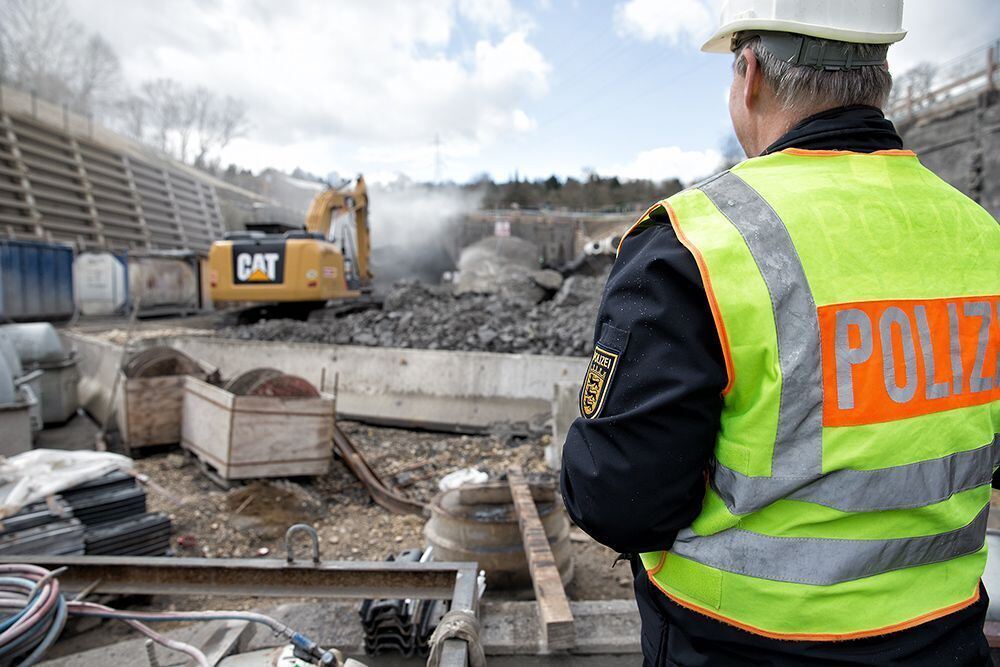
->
561, 106, 991, 666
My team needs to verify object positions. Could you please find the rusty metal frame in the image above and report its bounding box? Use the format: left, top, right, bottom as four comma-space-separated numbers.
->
0, 555, 479, 667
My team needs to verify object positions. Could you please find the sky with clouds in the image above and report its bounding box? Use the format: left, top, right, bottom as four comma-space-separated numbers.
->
68, 0, 1000, 184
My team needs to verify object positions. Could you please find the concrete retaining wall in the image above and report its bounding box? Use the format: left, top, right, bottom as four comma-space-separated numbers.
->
170, 336, 588, 432
902, 96, 1000, 219
66, 332, 588, 434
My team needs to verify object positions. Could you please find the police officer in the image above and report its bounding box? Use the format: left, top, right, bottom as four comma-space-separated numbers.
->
561, 1, 1000, 665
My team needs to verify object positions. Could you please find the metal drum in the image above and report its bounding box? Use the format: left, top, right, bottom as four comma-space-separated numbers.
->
223, 369, 319, 397
123, 347, 207, 379
424, 480, 574, 590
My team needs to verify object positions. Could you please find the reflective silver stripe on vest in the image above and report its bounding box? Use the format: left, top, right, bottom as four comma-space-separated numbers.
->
700, 172, 824, 477
713, 434, 1000, 514
699, 173, 997, 517
670, 503, 988, 586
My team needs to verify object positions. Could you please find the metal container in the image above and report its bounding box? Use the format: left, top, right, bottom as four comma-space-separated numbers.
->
0, 240, 75, 322
0, 325, 74, 424
74, 252, 128, 317
424, 480, 574, 590
0, 354, 33, 453
1, 324, 79, 424
30, 356, 79, 424
0, 398, 33, 456
0, 352, 16, 405
0, 330, 41, 428
127, 251, 201, 315
0, 323, 67, 365
0, 331, 22, 377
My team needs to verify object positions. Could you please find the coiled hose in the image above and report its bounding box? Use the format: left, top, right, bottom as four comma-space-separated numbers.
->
0, 564, 67, 666
0, 564, 338, 666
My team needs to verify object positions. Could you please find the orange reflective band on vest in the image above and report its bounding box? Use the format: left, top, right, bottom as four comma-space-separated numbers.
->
821, 296, 1000, 427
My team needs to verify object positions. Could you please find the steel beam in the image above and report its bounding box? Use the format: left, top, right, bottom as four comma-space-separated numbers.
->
0, 555, 481, 667
0, 555, 475, 601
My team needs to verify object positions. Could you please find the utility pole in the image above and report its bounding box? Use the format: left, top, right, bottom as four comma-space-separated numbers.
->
433, 132, 442, 184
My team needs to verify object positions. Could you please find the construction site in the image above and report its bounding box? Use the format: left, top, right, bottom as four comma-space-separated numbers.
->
0, 2, 998, 665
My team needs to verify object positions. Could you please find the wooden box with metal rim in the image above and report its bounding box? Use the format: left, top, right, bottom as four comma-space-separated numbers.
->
115, 347, 212, 452
180, 368, 335, 481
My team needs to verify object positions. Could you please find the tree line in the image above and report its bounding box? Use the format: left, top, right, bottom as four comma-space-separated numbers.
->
468, 171, 683, 212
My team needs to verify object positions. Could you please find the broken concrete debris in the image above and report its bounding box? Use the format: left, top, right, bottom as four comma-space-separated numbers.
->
221, 274, 607, 356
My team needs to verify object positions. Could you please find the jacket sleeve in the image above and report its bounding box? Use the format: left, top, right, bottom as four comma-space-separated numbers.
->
560, 209, 727, 554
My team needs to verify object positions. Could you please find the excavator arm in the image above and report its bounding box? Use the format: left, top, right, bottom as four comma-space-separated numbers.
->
304, 175, 371, 282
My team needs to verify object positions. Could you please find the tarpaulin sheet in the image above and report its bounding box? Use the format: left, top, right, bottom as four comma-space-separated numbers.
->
0, 449, 133, 519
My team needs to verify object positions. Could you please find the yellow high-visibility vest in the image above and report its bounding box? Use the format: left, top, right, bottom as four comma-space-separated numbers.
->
631, 149, 1000, 639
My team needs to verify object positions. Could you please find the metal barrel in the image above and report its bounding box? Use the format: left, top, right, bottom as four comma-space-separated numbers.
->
223, 368, 319, 397
423, 481, 574, 590
123, 346, 207, 379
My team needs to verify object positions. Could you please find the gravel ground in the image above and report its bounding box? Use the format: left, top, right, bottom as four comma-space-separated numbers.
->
129, 422, 627, 603
218, 276, 607, 357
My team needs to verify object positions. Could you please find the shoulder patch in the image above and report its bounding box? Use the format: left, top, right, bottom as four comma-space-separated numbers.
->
580, 345, 619, 419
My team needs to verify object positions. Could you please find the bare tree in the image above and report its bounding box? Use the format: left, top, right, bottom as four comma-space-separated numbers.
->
141, 78, 182, 154
0, 0, 121, 113
72, 35, 122, 114
907, 62, 938, 107
194, 94, 249, 168
116, 94, 147, 142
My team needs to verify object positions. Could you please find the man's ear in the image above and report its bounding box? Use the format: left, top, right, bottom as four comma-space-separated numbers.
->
741, 47, 762, 110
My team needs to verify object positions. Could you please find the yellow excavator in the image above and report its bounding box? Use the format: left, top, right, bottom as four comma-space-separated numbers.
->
208, 176, 372, 318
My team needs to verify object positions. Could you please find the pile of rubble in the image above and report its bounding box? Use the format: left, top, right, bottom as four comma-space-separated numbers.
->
221, 274, 607, 357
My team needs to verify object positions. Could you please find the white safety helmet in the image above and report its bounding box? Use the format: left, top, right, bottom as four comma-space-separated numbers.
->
702, 0, 907, 54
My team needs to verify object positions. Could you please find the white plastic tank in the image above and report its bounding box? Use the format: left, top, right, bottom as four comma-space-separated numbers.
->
75, 252, 128, 316
128, 254, 200, 311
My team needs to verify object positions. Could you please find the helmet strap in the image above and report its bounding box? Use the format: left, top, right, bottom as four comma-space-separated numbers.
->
732, 31, 889, 71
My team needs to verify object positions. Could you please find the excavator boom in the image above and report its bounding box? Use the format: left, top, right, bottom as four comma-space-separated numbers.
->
305, 176, 371, 282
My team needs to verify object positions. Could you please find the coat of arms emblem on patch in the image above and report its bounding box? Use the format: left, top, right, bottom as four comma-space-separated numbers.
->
580, 346, 619, 419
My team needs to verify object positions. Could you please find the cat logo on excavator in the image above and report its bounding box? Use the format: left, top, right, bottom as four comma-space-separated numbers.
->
233, 249, 284, 284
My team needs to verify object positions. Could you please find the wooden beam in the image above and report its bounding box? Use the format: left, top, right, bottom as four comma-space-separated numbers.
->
507, 467, 575, 649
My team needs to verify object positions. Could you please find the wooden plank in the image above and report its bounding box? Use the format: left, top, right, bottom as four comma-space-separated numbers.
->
508, 466, 575, 649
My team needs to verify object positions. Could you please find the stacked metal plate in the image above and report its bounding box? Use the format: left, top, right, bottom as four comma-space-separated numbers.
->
84, 512, 172, 557
63, 472, 172, 557
359, 549, 449, 658
0, 472, 172, 557
0, 501, 85, 556
60, 471, 146, 525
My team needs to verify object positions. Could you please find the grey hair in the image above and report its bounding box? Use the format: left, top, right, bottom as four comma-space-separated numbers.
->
734, 35, 893, 113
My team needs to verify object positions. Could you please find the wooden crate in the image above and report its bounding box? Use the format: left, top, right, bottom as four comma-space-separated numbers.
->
115, 373, 206, 451
180, 376, 334, 480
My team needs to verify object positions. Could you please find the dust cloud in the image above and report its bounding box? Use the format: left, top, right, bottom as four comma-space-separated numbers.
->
367, 179, 483, 292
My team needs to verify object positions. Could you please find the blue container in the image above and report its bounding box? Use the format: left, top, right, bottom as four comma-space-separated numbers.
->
0, 241, 76, 322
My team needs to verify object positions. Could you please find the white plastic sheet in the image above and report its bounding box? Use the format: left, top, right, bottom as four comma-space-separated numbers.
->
0, 449, 133, 518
